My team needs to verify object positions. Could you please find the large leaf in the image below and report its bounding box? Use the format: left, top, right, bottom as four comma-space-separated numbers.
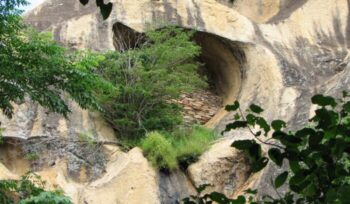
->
208, 192, 230, 203
249, 104, 264, 114
268, 148, 284, 166
231, 140, 255, 150
225, 101, 240, 111
343, 101, 350, 113
308, 132, 323, 147
250, 157, 268, 172
195, 184, 211, 194
295, 128, 316, 138
248, 143, 262, 161
274, 171, 288, 188
256, 117, 271, 135
311, 94, 337, 107
271, 120, 286, 131
225, 121, 248, 131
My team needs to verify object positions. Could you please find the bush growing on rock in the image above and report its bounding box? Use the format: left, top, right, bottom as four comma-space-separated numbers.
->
95, 26, 207, 144
167, 126, 216, 168
140, 126, 217, 170
140, 131, 178, 170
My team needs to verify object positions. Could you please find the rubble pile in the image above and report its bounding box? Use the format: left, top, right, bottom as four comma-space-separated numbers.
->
174, 90, 222, 125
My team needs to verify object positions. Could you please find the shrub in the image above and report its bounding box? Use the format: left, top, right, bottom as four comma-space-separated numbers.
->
0, 0, 112, 119
140, 131, 178, 170
140, 126, 217, 170
0, 172, 72, 204
95, 26, 207, 143
168, 126, 216, 168
184, 91, 350, 203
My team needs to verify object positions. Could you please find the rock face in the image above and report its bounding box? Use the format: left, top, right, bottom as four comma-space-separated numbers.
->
188, 136, 251, 197
0, 0, 347, 203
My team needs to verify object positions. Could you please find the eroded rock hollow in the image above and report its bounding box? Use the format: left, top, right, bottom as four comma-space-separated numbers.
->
0, 0, 349, 203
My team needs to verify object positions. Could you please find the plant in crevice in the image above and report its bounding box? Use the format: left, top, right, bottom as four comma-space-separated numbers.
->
95, 26, 207, 144
140, 126, 217, 171
140, 131, 178, 171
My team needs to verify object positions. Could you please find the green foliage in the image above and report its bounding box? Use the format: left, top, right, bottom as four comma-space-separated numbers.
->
184, 92, 350, 203
167, 126, 216, 168
19, 191, 72, 204
183, 184, 246, 204
78, 131, 96, 146
140, 127, 216, 170
140, 131, 178, 170
96, 26, 206, 143
24, 153, 39, 161
230, 92, 350, 203
0, 0, 112, 118
0, 173, 72, 204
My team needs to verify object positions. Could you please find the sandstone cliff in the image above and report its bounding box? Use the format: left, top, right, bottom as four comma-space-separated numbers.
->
0, 0, 349, 203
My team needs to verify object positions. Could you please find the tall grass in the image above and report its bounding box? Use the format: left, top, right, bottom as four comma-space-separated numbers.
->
139, 126, 216, 170
140, 131, 178, 170
170, 126, 216, 168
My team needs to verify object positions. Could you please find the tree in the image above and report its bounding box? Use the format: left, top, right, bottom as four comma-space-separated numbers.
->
95, 27, 207, 145
0, 0, 111, 119
184, 92, 350, 203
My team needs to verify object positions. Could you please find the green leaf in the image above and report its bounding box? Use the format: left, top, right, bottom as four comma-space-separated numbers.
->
225, 101, 240, 111
231, 140, 255, 150
271, 120, 286, 131
280, 135, 302, 147
79, 0, 89, 5
231, 196, 246, 204
303, 183, 316, 197
289, 161, 301, 173
195, 184, 211, 193
289, 170, 308, 185
246, 114, 257, 126
209, 192, 229, 203
250, 157, 269, 172
295, 128, 316, 138
256, 117, 271, 135
274, 171, 288, 188
325, 189, 337, 203
311, 94, 337, 107
308, 132, 323, 147
249, 104, 264, 114
225, 121, 248, 131
343, 101, 350, 113
268, 148, 284, 166
244, 188, 257, 195
338, 186, 350, 202
248, 143, 262, 161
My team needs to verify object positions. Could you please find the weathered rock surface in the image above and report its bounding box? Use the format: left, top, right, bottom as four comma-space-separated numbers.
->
188, 135, 251, 197
0, 0, 347, 203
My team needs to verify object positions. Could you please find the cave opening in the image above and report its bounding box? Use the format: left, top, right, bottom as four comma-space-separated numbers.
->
112, 22, 243, 125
